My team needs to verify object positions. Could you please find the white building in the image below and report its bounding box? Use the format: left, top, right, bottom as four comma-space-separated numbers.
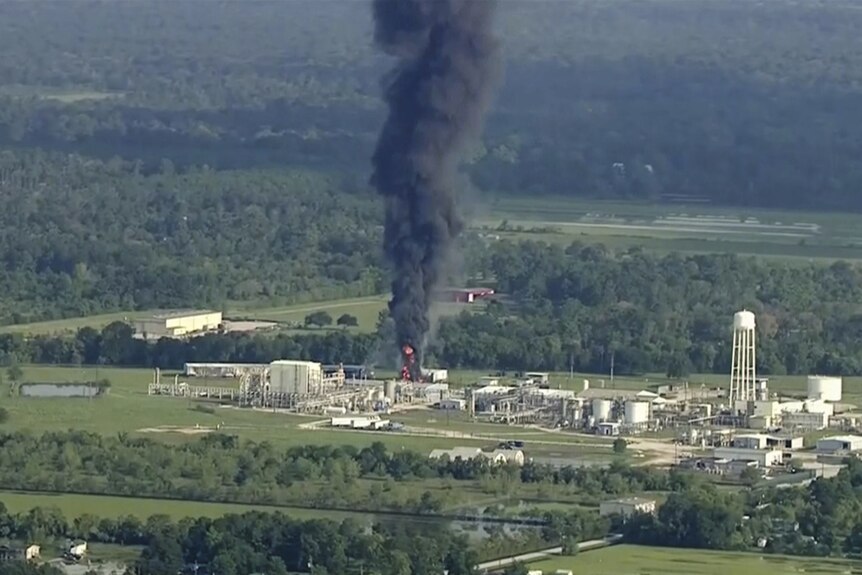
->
421, 368, 449, 383
428, 447, 525, 466
816, 435, 862, 455
713, 447, 783, 467
438, 398, 466, 411
732, 433, 804, 451
597, 421, 621, 436
330, 415, 389, 429
69, 542, 87, 558
733, 434, 769, 450
599, 497, 657, 518
134, 310, 222, 340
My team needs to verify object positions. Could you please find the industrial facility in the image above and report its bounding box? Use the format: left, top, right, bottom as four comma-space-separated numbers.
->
143, 308, 862, 481
134, 310, 223, 340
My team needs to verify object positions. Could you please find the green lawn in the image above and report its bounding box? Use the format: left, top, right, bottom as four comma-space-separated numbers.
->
235, 295, 389, 332
0, 311, 152, 335
0, 490, 347, 521
530, 544, 860, 575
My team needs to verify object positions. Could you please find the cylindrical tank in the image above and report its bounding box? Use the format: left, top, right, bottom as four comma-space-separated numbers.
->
807, 375, 842, 402
624, 401, 650, 424
592, 399, 612, 422
733, 310, 756, 331
384, 380, 397, 402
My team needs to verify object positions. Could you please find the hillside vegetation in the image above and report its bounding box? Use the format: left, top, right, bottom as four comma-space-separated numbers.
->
1, 1, 862, 208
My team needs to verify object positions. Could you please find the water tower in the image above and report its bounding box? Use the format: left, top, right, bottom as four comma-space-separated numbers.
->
729, 310, 756, 403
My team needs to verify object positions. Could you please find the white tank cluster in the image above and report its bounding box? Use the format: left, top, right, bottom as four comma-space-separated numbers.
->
592, 399, 612, 422
624, 401, 650, 425
807, 375, 842, 402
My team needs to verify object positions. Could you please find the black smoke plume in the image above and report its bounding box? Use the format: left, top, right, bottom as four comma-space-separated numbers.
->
371, 0, 501, 380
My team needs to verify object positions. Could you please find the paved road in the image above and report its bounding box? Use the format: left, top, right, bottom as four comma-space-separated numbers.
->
475, 534, 623, 572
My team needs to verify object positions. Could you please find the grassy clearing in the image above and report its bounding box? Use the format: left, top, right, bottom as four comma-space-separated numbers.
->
0, 490, 345, 521
235, 295, 389, 332
531, 544, 859, 574
478, 196, 862, 262
0, 311, 151, 335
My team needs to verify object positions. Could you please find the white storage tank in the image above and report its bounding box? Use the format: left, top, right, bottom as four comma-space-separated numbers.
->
384, 380, 397, 402
624, 401, 650, 424
269, 360, 323, 395
592, 399, 612, 422
807, 375, 842, 402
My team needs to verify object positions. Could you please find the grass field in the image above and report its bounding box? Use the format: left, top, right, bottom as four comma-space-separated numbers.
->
531, 544, 861, 574
235, 295, 389, 332
0, 490, 346, 521
478, 196, 862, 262
0, 366, 613, 463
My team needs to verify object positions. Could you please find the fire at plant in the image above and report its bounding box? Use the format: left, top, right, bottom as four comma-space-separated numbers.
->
401, 344, 420, 382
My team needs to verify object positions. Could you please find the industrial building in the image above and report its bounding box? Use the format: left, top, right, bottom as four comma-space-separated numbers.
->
731, 433, 804, 451
816, 435, 862, 455
438, 398, 466, 411
330, 415, 390, 430
599, 497, 657, 518
441, 287, 495, 303
679, 457, 759, 479
134, 310, 222, 340
713, 447, 784, 467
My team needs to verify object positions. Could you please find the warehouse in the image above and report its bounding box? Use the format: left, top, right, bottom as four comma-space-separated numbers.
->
816, 435, 862, 455
713, 447, 784, 467
134, 310, 222, 340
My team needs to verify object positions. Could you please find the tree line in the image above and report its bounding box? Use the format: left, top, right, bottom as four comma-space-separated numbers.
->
624, 458, 862, 559
5, 245, 862, 376
0, 432, 669, 516
0, 504, 479, 575
429, 243, 862, 376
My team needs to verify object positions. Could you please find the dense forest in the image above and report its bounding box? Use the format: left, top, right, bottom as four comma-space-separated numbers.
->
5, 248, 862, 375
0, 1, 861, 322
0, 151, 383, 324
0, 505, 480, 575
1, 1, 862, 209
625, 458, 862, 558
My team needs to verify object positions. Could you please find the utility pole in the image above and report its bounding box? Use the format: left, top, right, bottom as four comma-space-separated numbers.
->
610, 351, 615, 389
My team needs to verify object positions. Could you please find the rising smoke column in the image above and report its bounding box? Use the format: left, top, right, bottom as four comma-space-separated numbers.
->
371, 0, 501, 380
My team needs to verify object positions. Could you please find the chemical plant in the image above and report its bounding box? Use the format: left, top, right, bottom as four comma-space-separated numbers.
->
147, 309, 862, 473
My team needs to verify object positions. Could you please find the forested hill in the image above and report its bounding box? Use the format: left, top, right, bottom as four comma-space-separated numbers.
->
0, 1, 862, 210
